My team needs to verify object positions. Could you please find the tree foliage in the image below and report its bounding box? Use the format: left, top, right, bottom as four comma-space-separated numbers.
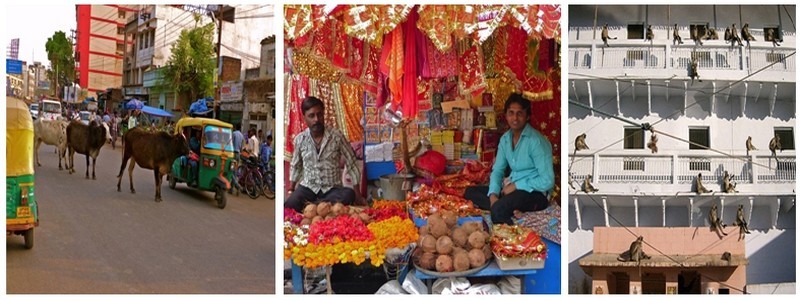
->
156, 18, 217, 104
45, 31, 75, 97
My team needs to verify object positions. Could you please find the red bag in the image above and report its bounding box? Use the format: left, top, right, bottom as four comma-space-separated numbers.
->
414, 150, 447, 178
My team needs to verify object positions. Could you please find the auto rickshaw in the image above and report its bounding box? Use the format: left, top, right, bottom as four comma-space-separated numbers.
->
167, 117, 236, 209
7, 97, 38, 249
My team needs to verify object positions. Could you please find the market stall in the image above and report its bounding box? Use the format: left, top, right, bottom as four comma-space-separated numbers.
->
283, 4, 562, 294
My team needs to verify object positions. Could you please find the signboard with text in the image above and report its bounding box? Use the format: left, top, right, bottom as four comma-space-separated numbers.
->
6, 59, 23, 74
220, 81, 243, 102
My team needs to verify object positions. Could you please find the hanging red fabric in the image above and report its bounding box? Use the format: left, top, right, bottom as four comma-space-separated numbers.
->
401, 7, 419, 119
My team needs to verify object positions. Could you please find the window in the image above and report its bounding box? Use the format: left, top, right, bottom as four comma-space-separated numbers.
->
627, 23, 644, 39
764, 26, 781, 42
624, 127, 644, 149
116, 43, 124, 53
118, 10, 126, 19
689, 23, 708, 39
117, 27, 124, 35
138, 34, 143, 50
774, 127, 794, 150
689, 127, 709, 150
143, 32, 149, 49
150, 30, 155, 47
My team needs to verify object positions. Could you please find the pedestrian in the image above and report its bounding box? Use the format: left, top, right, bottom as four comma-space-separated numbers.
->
110, 112, 119, 149
229, 124, 245, 196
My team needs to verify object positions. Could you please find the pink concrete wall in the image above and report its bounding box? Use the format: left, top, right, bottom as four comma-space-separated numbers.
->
593, 227, 745, 256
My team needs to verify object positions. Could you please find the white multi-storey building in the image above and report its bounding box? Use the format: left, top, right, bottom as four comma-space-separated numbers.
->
568, 5, 795, 294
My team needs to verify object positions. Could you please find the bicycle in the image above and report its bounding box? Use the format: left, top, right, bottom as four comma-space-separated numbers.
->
236, 157, 264, 199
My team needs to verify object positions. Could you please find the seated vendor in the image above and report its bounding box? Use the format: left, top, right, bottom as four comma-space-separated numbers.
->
285, 96, 361, 212
465, 93, 554, 224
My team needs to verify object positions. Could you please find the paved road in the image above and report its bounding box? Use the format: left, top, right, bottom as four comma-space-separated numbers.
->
7, 141, 275, 293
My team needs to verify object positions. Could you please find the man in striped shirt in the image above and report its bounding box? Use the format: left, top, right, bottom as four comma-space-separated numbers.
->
285, 96, 361, 212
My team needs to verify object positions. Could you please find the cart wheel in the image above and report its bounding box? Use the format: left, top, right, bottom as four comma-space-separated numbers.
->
24, 228, 34, 249
215, 186, 227, 209
168, 173, 176, 189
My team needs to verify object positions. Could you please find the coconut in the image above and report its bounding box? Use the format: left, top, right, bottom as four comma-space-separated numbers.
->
419, 225, 431, 236
419, 252, 437, 270
482, 245, 492, 260
430, 221, 449, 238
436, 236, 454, 254
427, 214, 445, 228
451, 227, 468, 247
419, 234, 437, 253
462, 221, 482, 234
303, 204, 318, 219
468, 231, 486, 249
452, 246, 468, 257
331, 202, 345, 216
300, 218, 312, 226
358, 212, 371, 224
324, 215, 335, 220
435, 255, 453, 272
468, 249, 486, 268
316, 202, 332, 218
442, 211, 458, 228
311, 216, 324, 224
453, 251, 471, 271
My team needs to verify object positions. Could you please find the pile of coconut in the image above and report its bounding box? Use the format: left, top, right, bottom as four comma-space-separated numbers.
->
299, 202, 370, 226
412, 211, 491, 273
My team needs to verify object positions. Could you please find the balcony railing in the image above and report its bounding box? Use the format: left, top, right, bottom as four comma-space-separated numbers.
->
570, 153, 795, 187
569, 43, 795, 73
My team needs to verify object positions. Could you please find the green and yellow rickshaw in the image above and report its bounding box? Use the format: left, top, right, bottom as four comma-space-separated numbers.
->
167, 117, 236, 209
7, 97, 38, 249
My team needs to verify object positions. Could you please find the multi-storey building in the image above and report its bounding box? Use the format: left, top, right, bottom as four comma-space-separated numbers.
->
74, 5, 138, 95
568, 5, 795, 294
121, 4, 274, 114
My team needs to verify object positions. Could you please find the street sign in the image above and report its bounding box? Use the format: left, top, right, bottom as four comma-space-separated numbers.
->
6, 59, 23, 74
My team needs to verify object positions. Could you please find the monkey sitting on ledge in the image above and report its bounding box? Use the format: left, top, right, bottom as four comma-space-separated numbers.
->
617, 236, 651, 263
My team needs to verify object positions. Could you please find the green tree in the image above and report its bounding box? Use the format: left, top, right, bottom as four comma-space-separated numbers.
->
155, 17, 217, 109
45, 31, 75, 99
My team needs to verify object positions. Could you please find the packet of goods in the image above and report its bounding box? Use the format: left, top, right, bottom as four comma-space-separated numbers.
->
490, 224, 547, 260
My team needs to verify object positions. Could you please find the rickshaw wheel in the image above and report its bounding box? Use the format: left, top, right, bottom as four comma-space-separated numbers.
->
215, 186, 227, 209
24, 228, 34, 249
168, 173, 176, 189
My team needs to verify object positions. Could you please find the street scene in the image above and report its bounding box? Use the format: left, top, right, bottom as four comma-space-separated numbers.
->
6, 3, 276, 294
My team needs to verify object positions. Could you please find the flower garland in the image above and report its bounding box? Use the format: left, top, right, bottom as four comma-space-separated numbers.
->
286, 212, 419, 269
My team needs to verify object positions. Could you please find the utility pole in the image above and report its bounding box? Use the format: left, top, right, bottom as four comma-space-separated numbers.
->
214, 5, 223, 120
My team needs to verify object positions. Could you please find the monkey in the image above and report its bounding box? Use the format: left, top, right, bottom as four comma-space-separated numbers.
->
730, 24, 744, 47
746, 136, 757, 156
575, 133, 589, 153
690, 57, 702, 83
741, 23, 756, 47
691, 25, 704, 46
732, 204, 751, 241
583, 174, 599, 193
709, 203, 728, 236
724, 26, 732, 43
721, 251, 732, 262
696, 173, 712, 194
769, 134, 781, 158
618, 236, 650, 263
601, 23, 616, 47
723, 171, 737, 193
647, 132, 658, 153
704, 23, 719, 40
568, 172, 576, 190
645, 25, 654, 42
766, 28, 782, 47
672, 23, 684, 45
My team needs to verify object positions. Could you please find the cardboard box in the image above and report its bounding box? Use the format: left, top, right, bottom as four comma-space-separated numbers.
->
493, 253, 545, 271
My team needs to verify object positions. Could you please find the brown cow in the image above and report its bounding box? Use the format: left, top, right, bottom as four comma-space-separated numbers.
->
117, 127, 189, 202
66, 120, 108, 179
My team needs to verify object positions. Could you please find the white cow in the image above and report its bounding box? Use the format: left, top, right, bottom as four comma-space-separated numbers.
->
34, 119, 70, 170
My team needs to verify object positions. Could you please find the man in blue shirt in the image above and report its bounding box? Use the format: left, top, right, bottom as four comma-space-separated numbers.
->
229, 124, 245, 195
465, 93, 554, 224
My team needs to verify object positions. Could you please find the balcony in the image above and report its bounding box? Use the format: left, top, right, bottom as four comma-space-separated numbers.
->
569, 42, 795, 79
569, 151, 795, 195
